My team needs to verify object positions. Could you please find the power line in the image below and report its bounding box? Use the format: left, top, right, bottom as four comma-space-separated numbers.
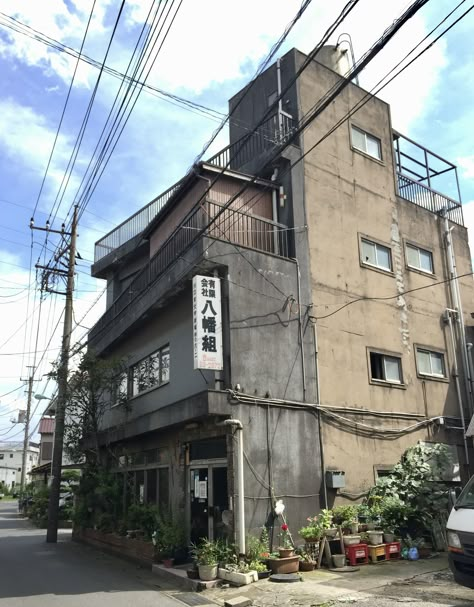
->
310, 271, 474, 321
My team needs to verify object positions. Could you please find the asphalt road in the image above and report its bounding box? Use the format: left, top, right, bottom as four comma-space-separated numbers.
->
0, 501, 186, 607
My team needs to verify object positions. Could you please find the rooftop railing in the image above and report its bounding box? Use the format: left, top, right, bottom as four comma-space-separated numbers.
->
396, 173, 464, 226
94, 178, 185, 263
90, 200, 289, 341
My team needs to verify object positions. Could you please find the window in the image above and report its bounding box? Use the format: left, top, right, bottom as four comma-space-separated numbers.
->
41, 442, 53, 461
406, 243, 433, 274
416, 347, 446, 378
9, 454, 13, 458
361, 238, 392, 272
131, 345, 170, 397
0, 454, 4, 460
369, 351, 403, 384
17, 467, 21, 472
351, 125, 382, 160
112, 372, 128, 407
375, 466, 393, 480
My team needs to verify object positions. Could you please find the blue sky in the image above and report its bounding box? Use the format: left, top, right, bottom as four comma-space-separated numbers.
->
0, 0, 473, 441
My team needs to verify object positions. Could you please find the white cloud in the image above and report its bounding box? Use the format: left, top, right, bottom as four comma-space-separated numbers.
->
458, 156, 474, 180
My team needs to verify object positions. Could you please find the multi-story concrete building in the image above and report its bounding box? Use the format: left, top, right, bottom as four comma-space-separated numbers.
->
0, 442, 39, 490
88, 46, 474, 544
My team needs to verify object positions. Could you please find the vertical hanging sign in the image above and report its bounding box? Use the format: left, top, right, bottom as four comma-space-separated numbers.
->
193, 275, 223, 370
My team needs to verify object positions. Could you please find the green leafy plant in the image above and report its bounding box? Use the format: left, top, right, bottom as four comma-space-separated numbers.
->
331, 505, 358, 528
246, 528, 270, 560
367, 443, 451, 536
127, 503, 160, 540
248, 559, 268, 572
189, 538, 219, 566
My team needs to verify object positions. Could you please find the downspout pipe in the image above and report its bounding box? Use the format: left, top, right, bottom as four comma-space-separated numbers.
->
442, 210, 474, 414
293, 257, 307, 402
445, 310, 470, 466
221, 419, 245, 556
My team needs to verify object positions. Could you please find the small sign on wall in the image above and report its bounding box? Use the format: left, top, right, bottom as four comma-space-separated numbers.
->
193, 275, 223, 370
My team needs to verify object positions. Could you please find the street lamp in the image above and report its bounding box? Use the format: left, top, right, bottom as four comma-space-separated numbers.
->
220, 419, 245, 556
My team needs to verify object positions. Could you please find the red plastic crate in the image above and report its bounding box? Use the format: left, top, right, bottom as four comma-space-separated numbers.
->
345, 543, 369, 566
385, 541, 401, 560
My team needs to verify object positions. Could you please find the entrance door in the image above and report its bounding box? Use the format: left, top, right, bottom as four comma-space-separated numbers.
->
190, 465, 228, 543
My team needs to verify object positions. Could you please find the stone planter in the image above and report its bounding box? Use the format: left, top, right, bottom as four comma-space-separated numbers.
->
324, 528, 338, 538
257, 570, 271, 579
75, 528, 154, 566
267, 556, 300, 574
343, 535, 361, 546
367, 531, 383, 545
218, 568, 258, 586
299, 560, 315, 572
198, 564, 218, 581
383, 533, 395, 544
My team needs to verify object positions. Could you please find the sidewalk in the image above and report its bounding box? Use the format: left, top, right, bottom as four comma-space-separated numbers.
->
198, 556, 450, 607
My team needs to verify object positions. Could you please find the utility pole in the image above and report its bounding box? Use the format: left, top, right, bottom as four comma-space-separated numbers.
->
19, 367, 35, 494
31, 205, 78, 543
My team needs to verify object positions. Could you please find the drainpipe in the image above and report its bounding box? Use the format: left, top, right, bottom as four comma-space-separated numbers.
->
442, 211, 474, 414
445, 309, 470, 466
312, 319, 328, 508
271, 169, 279, 254
293, 257, 306, 402
276, 58, 283, 135
221, 419, 245, 556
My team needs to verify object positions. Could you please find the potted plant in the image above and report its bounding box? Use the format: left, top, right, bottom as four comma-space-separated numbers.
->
152, 512, 186, 567
298, 551, 316, 572
332, 505, 358, 534
299, 516, 323, 543
248, 559, 271, 579
190, 539, 219, 581
278, 523, 294, 557
319, 509, 337, 537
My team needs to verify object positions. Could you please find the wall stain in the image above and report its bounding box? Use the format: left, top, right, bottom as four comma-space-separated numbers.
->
391, 206, 410, 352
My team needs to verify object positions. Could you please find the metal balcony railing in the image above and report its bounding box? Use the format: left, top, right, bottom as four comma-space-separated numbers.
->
94, 178, 185, 263
396, 173, 464, 226
90, 200, 289, 340
207, 112, 295, 171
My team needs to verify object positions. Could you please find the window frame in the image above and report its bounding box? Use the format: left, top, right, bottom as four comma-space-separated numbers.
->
130, 344, 170, 398
350, 124, 383, 161
367, 347, 405, 388
359, 234, 393, 274
414, 345, 448, 382
111, 370, 129, 409
405, 241, 435, 276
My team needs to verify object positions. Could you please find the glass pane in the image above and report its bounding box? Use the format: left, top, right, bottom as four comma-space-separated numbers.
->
406, 244, 419, 268
420, 249, 433, 273
370, 352, 384, 380
376, 244, 391, 270
431, 352, 444, 376
146, 469, 157, 504
384, 356, 401, 383
361, 240, 376, 265
158, 468, 169, 510
366, 135, 381, 159
161, 348, 170, 384
148, 352, 161, 389
417, 349, 431, 375
352, 126, 366, 152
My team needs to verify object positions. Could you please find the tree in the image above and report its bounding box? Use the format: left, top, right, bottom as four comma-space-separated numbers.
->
59, 351, 128, 469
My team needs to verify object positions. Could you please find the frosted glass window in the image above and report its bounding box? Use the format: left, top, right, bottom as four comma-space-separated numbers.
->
370, 351, 403, 384
416, 348, 445, 378
406, 243, 433, 274
351, 126, 382, 160
361, 238, 392, 271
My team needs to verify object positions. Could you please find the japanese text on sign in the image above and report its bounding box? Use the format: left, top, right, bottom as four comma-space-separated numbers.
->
192, 275, 223, 370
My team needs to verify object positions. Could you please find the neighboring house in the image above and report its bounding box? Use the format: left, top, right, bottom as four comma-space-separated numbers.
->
0, 442, 39, 490
87, 46, 474, 543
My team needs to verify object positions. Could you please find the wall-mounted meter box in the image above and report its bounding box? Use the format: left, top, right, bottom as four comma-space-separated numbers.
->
326, 470, 345, 489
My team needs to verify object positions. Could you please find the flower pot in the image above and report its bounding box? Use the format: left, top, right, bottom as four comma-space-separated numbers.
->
162, 558, 175, 568
257, 570, 271, 579
324, 528, 338, 538
343, 535, 361, 546
332, 554, 346, 568
268, 556, 300, 574
383, 533, 395, 544
187, 568, 199, 579
299, 560, 315, 572
351, 523, 359, 535
278, 548, 294, 558
367, 531, 383, 545
198, 564, 218, 581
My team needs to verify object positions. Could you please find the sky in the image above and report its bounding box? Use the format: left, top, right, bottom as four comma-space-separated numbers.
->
0, 0, 473, 443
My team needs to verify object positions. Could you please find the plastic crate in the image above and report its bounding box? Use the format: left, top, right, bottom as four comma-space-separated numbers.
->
368, 543, 387, 563
345, 543, 368, 566
385, 541, 401, 560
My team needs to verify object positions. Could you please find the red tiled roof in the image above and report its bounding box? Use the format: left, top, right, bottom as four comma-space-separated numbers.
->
38, 417, 55, 434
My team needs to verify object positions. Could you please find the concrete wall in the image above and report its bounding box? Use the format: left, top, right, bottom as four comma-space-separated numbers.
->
295, 54, 474, 494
